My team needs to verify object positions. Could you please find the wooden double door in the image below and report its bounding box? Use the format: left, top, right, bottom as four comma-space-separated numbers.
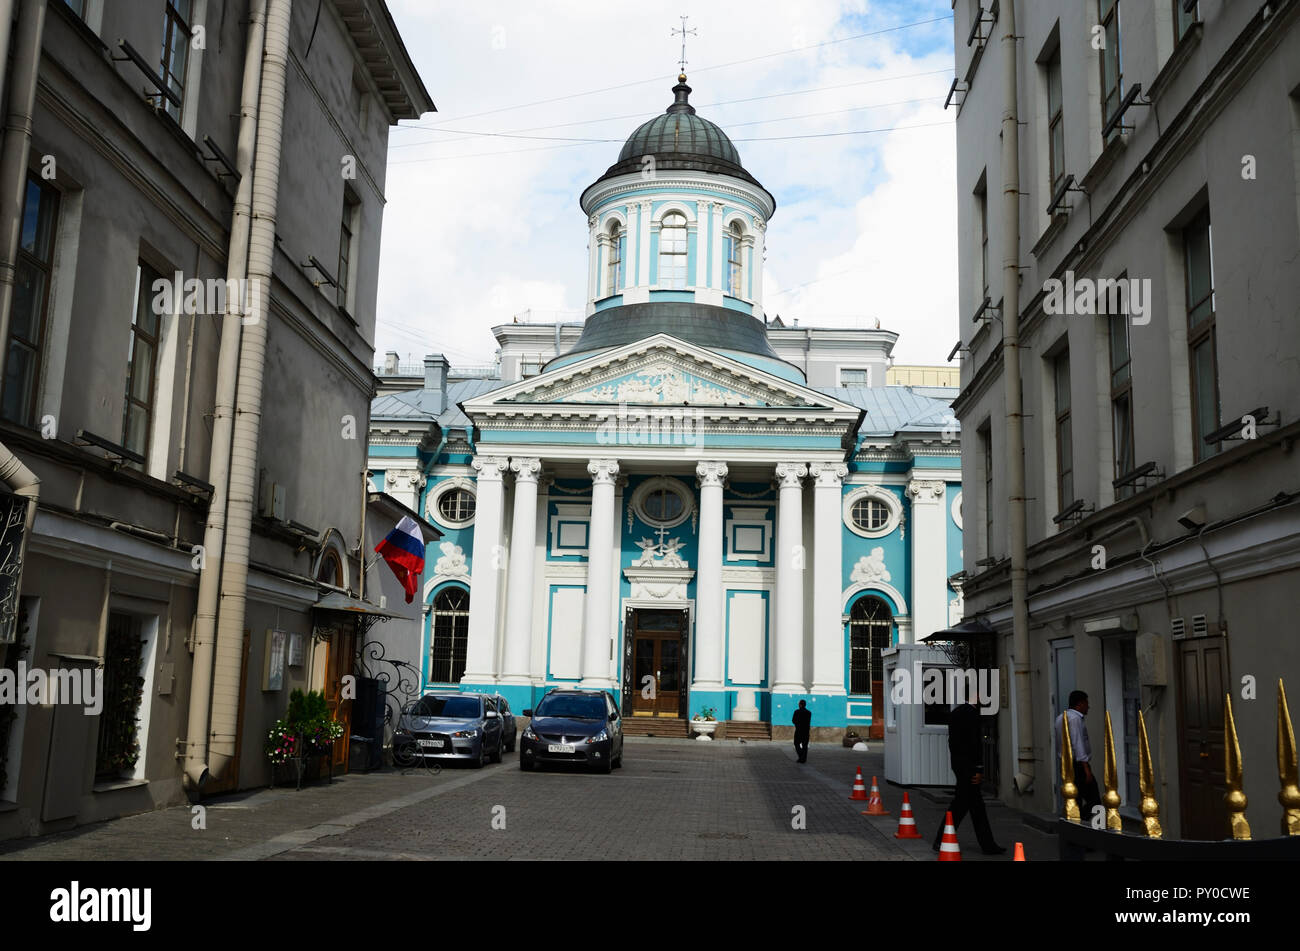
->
630, 609, 686, 717
1177, 635, 1228, 840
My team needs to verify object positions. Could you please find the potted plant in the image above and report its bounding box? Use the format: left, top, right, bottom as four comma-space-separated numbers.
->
691, 706, 719, 740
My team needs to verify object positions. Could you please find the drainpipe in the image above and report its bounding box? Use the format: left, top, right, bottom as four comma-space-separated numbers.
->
182, 0, 270, 790
0, 1, 16, 110
1000, 0, 1035, 797
0, 0, 46, 377
203, 0, 292, 784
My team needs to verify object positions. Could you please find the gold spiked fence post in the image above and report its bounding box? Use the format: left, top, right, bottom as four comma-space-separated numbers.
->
1224, 692, 1251, 841
1277, 679, 1299, 837
1060, 708, 1080, 822
1102, 710, 1122, 831
1137, 709, 1162, 838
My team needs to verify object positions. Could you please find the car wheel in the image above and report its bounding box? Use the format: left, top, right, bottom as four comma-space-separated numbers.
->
597, 748, 613, 774
506, 730, 516, 753
490, 733, 503, 764
473, 741, 485, 769
613, 743, 623, 769
520, 755, 533, 771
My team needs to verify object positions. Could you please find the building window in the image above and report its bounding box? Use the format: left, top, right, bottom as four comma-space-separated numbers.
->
725, 221, 743, 297
160, 0, 193, 123
429, 587, 469, 683
1109, 310, 1136, 497
317, 550, 343, 587
843, 485, 902, 539
123, 262, 164, 460
1185, 208, 1219, 462
2, 174, 59, 428
850, 498, 890, 534
1099, 0, 1123, 145
338, 190, 359, 312
631, 476, 693, 530
438, 488, 476, 524
1174, 0, 1198, 43
849, 596, 893, 695
643, 486, 684, 524
975, 175, 989, 303
520, 359, 542, 378
95, 613, 146, 781
980, 422, 994, 558
1047, 47, 1065, 194
840, 368, 869, 386
1054, 350, 1073, 510
606, 222, 624, 296
658, 212, 688, 289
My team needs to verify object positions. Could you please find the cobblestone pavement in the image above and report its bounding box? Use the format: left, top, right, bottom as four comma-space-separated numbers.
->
0, 740, 1068, 861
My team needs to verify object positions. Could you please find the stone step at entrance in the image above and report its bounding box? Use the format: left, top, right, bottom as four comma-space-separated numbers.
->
622, 717, 690, 737
724, 720, 772, 741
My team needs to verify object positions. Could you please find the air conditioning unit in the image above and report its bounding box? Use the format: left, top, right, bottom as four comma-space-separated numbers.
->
1170, 617, 1186, 639
1192, 614, 1209, 638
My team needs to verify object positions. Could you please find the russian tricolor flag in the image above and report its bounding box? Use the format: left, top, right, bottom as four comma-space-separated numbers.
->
375, 515, 426, 603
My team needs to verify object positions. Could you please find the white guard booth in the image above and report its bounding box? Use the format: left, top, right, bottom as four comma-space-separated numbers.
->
882, 642, 958, 786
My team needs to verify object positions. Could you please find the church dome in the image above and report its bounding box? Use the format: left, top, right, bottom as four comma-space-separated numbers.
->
591, 75, 768, 193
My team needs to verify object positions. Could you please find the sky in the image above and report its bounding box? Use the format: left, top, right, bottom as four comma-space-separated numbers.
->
377, 0, 958, 371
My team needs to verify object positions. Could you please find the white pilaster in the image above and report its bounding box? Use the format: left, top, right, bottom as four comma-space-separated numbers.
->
693, 461, 727, 691
637, 200, 652, 288
772, 462, 807, 694
586, 214, 598, 313
501, 457, 541, 683
907, 479, 947, 642
710, 201, 724, 291
596, 232, 611, 300
625, 203, 638, 285
463, 455, 508, 684
753, 216, 766, 315
581, 459, 619, 687
810, 463, 848, 693
695, 200, 709, 289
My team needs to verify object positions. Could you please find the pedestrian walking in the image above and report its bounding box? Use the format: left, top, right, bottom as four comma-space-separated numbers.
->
1055, 690, 1101, 816
792, 700, 811, 763
933, 697, 1005, 854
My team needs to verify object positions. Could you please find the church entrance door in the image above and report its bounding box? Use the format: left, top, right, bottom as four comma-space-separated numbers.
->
629, 609, 686, 717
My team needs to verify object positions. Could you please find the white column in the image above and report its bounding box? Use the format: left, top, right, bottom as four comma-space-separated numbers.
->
810, 463, 848, 693
752, 217, 766, 315
586, 214, 598, 312
637, 199, 652, 287
695, 200, 709, 289
624, 203, 638, 285
711, 201, 724, 291
501, 457, 541, 683
907, 479, 947, 641
693, 461, 727, 691
463, 455, 508, 684
581, 459, 619, 686
772, 462, 807, 694
596, 232, 610, 299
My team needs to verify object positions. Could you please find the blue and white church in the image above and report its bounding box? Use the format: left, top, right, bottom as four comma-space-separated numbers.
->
368, 76, 964, 738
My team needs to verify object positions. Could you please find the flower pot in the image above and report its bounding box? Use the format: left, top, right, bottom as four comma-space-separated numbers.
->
692, 719, 718, 741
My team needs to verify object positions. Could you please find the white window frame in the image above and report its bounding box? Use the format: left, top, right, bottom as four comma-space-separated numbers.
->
428, 477, 477, 530
843, 484, 903, 539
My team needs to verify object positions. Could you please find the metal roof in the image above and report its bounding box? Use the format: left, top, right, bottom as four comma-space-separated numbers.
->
371, 378, 506, 427
816, 386, 958, 436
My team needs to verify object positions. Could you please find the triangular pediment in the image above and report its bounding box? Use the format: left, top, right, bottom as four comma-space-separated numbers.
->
463, 334, 858, 415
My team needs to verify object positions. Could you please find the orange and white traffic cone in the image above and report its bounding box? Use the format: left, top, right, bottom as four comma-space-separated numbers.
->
849, 767, 868, 801
862, 776, 890, 815
1013, 841, 1026, 861
893, 792, 924, 838
937, 811, 962, 861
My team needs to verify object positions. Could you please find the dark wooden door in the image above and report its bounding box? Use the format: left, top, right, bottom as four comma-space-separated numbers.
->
1177, 636, 1228, 840
324, 625, 357, 771
630, 611, 683, 717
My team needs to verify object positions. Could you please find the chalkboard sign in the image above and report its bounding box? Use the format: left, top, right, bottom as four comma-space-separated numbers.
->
0, 490, 30, 645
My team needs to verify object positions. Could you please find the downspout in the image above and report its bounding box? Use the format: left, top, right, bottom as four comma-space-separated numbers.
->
0, 0, 46, 374
1000, 0, 1035, 796
183, 0, 269, 790
204, 0, 292, 783
0, 1, 17, 109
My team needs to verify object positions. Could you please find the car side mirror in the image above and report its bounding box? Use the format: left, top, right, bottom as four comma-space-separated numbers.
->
608, 711, 618, 722
485, 710, 498, 719
522, 709, 533, 718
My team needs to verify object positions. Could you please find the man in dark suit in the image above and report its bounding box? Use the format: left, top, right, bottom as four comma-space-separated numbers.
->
932, 697, 1006, 855
792, 700, 811, 763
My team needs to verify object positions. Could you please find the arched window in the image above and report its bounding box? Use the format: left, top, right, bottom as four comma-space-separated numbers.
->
317, 550, 343, 587
849, 596, 893, 695
606, 222, 624, 295
850, 497, 891, 533
438, 487, 476, 524
658, 212, 688, 288
430, 587, 470, 683
725, 221, 744, 297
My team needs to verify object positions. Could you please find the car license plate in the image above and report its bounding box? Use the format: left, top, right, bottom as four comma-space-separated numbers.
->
547, 744, 575, 754
417, 739, 444, 749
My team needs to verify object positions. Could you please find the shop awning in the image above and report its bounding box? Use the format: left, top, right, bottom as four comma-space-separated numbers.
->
312, 591, 409, 620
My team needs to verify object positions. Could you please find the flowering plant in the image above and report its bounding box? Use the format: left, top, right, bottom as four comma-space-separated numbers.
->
265, 719, 298, 764
692, 707, 717, 721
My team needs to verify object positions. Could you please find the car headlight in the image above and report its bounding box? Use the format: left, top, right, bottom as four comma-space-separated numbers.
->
586, 729, 609, 744
452, 729, 479, 739
522, 727, 537, 740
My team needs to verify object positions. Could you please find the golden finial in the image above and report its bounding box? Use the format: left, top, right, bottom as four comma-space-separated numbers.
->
1276, 679, 1299, 836
1138, 709, 1162, 838
1224, 692, 1251, 840
679, 72, 688, 83
1102, 710, 1123, 831
1060, 707, 1080, 821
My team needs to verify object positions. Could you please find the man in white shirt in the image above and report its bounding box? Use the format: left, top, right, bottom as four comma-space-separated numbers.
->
1055, 690, 1100, 816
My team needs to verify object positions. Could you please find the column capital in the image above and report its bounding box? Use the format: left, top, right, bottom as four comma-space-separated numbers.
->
906, 479, 945, 502
809, 462, 848, 488
639, 198, 653, 211
472, 455, 509, 482
588, 214, 598, 229
510, 457, 542, 483
775, 462, 807, 487
587, 459, 620, 485
712, 200, 725, 212
695, 460, 728, 487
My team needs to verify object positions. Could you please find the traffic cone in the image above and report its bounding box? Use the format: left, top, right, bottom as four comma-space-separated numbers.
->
1013, 841, 1026, 861
937, 811, 962, 861
849, 767, 868, 801
862, 776, 890, 815
893, 793, 924, 838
